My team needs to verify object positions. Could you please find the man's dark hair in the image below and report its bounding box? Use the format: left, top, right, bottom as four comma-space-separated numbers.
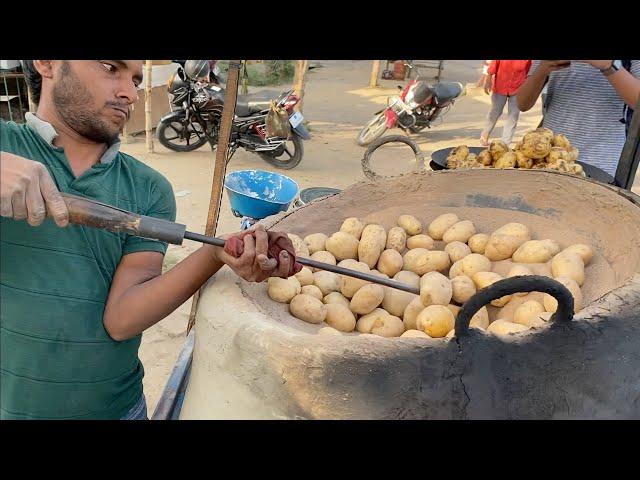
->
21, 60, 42, 105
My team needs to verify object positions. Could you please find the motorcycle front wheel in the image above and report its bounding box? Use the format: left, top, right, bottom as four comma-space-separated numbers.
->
356, 112, 388, 146
156, 118, 209, 152
258, 135, 304, 170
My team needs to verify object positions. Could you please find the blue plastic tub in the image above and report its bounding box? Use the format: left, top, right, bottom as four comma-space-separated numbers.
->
224, 170, 300, 220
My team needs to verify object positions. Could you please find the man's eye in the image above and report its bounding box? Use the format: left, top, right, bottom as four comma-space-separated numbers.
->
101, 63, 115, 72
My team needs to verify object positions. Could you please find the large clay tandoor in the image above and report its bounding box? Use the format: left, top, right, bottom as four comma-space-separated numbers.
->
181, 169, 640, 419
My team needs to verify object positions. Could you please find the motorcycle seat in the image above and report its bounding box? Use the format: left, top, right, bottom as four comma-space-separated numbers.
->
432, 82, 464, 104
235, 90, 280, 117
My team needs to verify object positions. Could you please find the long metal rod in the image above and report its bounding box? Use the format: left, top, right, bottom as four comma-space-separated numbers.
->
183, 231, 420, 295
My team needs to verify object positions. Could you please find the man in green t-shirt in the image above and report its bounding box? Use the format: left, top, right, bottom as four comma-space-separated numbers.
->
0, 60, 296, 420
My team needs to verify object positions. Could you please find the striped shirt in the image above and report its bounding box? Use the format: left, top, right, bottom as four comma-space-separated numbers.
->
531, 60, 640, 176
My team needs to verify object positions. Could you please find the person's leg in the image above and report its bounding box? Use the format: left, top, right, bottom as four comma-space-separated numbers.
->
501, 95, 521, 145
480, 93, 507, 145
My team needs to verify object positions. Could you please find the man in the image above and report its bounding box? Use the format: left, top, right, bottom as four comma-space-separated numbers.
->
517, 60, 640, 177
0, 60, 297, 420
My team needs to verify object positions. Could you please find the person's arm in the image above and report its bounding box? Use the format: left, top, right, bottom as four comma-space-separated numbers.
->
576, 60, 640, 108
517, 60, 571, 112
484, 61, 497, 95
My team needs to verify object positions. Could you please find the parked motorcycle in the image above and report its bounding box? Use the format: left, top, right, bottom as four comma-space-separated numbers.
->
356, 61, 465, 146
157, 60, 310, 169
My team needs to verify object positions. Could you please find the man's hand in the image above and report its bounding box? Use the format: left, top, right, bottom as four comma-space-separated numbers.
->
574, 60, 613, 70
215, 225, 299, 282
540, 60, 572, 74
484, 81, 491, 95
0, 152, 68, 227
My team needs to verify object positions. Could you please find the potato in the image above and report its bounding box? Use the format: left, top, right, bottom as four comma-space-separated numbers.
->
323, 291, 351, 309
338, 259, 371, 298
301, 284, 323, 301
521, 134, 552, 159
459, 254, 492, 278
304, 233, 328, 255
406, 234, 435, 250
377, 249, 404, 277
468, 233, 490, 254
547, 146, 569, 163
405, 249, 451, 275
551, 251, 585, 286
294, 267, 314, 286
318, 326, 342, 336
416, 305, 455, 338
324, 303, 356, 332
289, 294, 327, 324
496, 292, 546, 323
313, 271, 341, 296
494, 222, 531, 242
507, 264, 534, 297
267, 276, 302, 303
445, 241, 472, 263
534, 127, 554, 143
489, 140, 509, 162
487, 319, 530, 336
350, 284, 385, 315
443, 220, 476, 244
356, 308, 403, 338
561, 244, 594, 266
553, 133, 571, 149
446, 328, 456, 338
358, 224, 387, 268
370, 269, 389, 279
512, 240, 554, 264
382, 270, 420, 317
567, 146, 579, 162
386, 227, 407, 252
447, 146, 470, 168
324, 232, 359, 261
568, 163, 586, 176
451, 275, 477, 304
447, 304, 462, 319
420, 271, 453, 307
310, 250, 337, 271
478, 149, 493, 166
540, 239, 561, 256
536, 312, 553, 322
484, 234, 522, 261
494, 151, 517, 169
448, 260, 464, 279
472, 271, 511, 307
398, 214, 423, 236
340, 217, 366, 240
288, 233, 309, 257
403, 296, 426, 330
400, 329, 430, 338
470, 306, 490, 330
403, 248, 429, 274
513, 301, 546, 327
428, 213, 460, 240
543, 276, 583, 313
515, 150, 533, 169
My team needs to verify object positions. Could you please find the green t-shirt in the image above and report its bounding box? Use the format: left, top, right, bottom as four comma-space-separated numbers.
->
0, 119, 176, 419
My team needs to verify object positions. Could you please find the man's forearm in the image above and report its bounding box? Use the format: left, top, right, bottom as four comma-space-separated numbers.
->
517, 67, 548, 112
606, 69, 640, 109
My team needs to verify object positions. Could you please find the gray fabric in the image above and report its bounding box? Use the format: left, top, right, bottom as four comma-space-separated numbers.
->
120, 394, 148, 420
481, 93, 520, 144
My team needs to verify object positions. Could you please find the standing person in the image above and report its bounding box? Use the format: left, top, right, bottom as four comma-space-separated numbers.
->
479, 60, 532, 146
517, 60, 640, 177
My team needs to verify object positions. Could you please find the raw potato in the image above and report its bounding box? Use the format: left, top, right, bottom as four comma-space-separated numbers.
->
442, 220, 476, 244
484, 234, 522, 261
400, 329, 430, 338
459, 254, 492, 278
448, 260, 464, 279
382, 270, 420, 317
267, 276, 302, 303
513, 301, 546, 327
416, 305, 455, 338
403, 248, 429, 274
289, 294, 327, 324
478, 149, 493, 166
304, 233, 328, 255
445, 241, 472, 263
406, 234, 435, 250
318, 326, 342, 336
313, 271, 341, 296
420, 271, 453, 307
551, 251, 585, 286
512, 240, 554, 264
403, 296, 426, 330
310, 250, 337, 271
350, 284, 385, 315
386, 227, 407, 252
489, 140, 509, 161
325, 232, 359, 261
561, 244, 594, 265
451, 275, 477, 304
301, 284, 323, 301
470, 306, 489, 330
338, 259, 371, 298
340, 217, 366, 240
294, 267, 314, 286
358, 224, 387, 268
472, 271, 511, 307
371, 315, 405, 338
553, 133, 571, 149
404, 249, 451, 275
447, 304, 462, 319
356, 308, 388, 333
487, 319, 530, 336
494, 151, 517, 169
495, 292, 547, 323
468, 234, 489, 254
324, 303, 356, 332
493, 223, 531, 245
567, 146, 579, 162
397, 214, 423, 236
507, 264, 534, 297
377, 249, 404, 277
288, 233, 309, 257
540, 239, 561, 256
543, 276, 583, 313
515, 150, 533, 169
521, 134, 552, 159
446, 328, 456, 338
428, 213, 460, 240
323, 292, 351, 309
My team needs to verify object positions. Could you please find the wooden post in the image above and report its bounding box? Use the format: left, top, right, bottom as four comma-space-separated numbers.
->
145, 60, 154, 153
369, 60, 381, 87
26, 84, 36, 113
293, 60, 309, 112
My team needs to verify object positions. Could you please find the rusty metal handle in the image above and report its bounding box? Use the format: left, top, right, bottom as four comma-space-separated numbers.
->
455, 275, 574, 336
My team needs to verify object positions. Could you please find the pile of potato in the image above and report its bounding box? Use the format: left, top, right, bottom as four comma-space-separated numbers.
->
264, 214, 593, 340
446, 127, 586, 177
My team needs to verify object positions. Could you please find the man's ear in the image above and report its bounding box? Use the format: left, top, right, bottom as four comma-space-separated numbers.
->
33, 60, 54, 79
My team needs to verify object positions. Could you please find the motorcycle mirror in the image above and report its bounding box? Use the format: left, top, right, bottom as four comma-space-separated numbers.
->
177, 68, 186, 81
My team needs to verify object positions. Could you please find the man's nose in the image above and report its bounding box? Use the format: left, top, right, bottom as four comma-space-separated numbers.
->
116, 78, 139, 105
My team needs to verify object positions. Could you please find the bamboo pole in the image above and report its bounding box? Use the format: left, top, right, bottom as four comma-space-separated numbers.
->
293, 60, 309, 112
369, 60, 381, 87
145, 60, 153, 153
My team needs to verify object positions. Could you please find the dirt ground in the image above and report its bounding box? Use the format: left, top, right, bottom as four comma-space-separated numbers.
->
120, 60, 640, 415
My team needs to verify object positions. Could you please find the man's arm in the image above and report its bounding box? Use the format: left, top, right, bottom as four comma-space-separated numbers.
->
577, 60, 640, 108
517, 60, 571, 112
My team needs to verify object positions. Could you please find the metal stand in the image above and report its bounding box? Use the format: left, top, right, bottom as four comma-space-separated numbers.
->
615, 96, 640, 190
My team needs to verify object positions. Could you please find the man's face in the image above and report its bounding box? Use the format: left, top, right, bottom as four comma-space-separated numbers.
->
51, 60, 143, 144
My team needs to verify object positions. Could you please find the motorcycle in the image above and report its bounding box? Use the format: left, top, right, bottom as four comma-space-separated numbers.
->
356, 61, 465, 146
157, 64, 310, 170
